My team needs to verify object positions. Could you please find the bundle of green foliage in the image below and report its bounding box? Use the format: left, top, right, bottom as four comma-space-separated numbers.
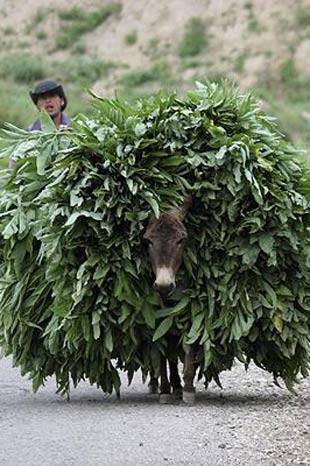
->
0, 81, 309, 396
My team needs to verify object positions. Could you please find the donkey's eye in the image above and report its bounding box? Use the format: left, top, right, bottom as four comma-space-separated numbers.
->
177, 238, 184, 245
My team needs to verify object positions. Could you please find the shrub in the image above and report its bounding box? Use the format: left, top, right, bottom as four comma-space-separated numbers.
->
118, 69, 157, 87
124, 30, 138, 45
2, 26, 15, 35
152, 59, 172, 82
178, 17, 206, 58
36, 31, 47, 40
280, 58, 298, 85
32, 8, 46, 26
247, 17, 262, 32
58, 6, 85, 21
295, 6, 310, 27
56, 3, 122, 49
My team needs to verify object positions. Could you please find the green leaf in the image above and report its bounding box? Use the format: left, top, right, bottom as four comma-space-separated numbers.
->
65, 211, 102, 226
156, 296, 190, 318
272, 312, 283, 333
37, 143, 52, 175
134, 122, 147, 136
259, 233, 275, 255
186, 312, 204, 344
141, 302, 156, 329
2, 214, 19, 239
93, 323, 101, 340
142, 192, 160, 218
153, 316, 173, 341
93, 263, 110, 280
40, 110, 57, 133
105, 329, 113, 352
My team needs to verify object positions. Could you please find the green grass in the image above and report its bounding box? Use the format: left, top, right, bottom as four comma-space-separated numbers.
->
178, 17, 206, 58
59, 57, 116, 84
180, 58, 202, 69
0, 81, 37, 129
118, 60, 172, 88
18, 41, 30, 49
124, 30, 137, 45
72, 42, 86, 55
2, 26, 15, 36
0, 54, 46, 83
56, 3, 122, 50
280, 58, 297, 84
145, 38, 160, 59
258, 87, 310, 146
28, 7, 53, 31
256, 59, 310, 146
234, 52, 247, 73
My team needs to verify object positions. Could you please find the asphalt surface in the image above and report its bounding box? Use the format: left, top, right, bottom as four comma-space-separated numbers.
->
0, 356, 309, 466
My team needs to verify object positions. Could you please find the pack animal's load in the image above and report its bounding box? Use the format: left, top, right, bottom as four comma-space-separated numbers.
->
0, 81, 309, 397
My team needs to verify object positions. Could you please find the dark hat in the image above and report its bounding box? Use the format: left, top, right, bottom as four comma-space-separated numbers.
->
30, 80, 67, 111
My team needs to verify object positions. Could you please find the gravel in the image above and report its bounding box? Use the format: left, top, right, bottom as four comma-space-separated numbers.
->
0, 356, 309, 465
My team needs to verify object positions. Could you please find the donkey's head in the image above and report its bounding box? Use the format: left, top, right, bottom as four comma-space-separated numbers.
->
143, 196, 192, 298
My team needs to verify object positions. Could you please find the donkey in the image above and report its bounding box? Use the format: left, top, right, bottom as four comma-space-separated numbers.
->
143, 196, 197, 404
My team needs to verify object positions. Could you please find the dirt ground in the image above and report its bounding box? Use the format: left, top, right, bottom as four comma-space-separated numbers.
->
0, 356, 309, 465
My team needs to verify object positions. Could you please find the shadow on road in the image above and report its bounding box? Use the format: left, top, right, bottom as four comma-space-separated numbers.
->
2, 384, 307, 409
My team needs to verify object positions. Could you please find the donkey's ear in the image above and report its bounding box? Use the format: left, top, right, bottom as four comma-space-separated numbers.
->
170, 195, 192, 221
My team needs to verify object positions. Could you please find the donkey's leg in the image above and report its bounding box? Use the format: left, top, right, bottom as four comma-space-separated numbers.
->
159, 355, 171, 403
168, 335, 182, 398
169, 360, 183, 399
183, 344, 196, 405
148, 369, 159, 394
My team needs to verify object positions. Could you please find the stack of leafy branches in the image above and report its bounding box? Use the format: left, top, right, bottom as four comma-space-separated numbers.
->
0, 81, 309, 395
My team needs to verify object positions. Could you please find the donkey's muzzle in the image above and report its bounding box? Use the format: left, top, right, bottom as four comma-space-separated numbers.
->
154, 282, 175, 298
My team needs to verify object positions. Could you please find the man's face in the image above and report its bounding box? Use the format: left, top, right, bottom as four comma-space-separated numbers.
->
36, 92, 63, 118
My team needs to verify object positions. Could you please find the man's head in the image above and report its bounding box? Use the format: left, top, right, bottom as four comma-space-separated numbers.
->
30, 80, 67, 118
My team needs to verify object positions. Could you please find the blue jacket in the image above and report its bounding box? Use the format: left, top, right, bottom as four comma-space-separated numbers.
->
28, 113, 70, 131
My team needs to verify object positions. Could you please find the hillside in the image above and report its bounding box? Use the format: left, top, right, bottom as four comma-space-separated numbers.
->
0, 0, 309, 146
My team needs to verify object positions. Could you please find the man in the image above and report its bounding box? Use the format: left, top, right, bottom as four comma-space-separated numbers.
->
28, 79, 70, 131
9, 80, 70, 167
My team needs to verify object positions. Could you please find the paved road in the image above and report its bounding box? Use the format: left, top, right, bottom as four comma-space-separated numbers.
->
0, 356, 309, 466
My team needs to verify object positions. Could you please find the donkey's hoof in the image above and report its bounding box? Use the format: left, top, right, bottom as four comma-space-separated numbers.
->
159, 393, 172, 404
182, 391, 195, 405
172, 387, 183, 400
